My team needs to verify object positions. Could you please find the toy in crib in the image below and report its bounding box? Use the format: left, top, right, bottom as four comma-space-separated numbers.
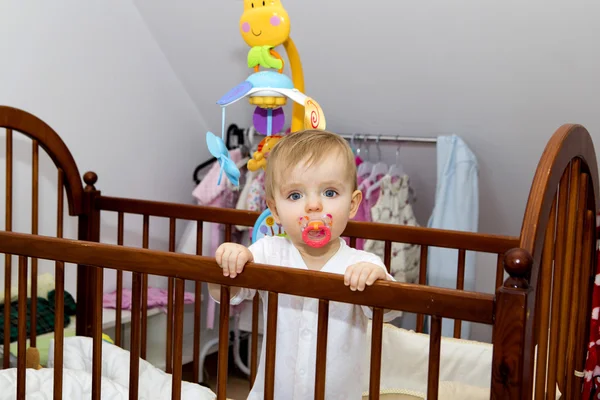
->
206, 0, 327, 186
253, 209, 288, 242
26, 348, 42, 370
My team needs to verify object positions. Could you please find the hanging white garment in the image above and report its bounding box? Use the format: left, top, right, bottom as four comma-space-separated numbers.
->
426, 135, 479, 339
363, 174, 421, 286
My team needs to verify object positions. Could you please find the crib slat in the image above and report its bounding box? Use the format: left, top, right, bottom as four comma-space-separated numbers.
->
2, 265, 10, 370
369, 308, 384, 400
250, 294, 260, 387
141, 214, 150, 360
217, 286, 231, 400
4, 129, 13, 370
565, 173, 589, 396
416, 245, 428, 333
454, 249, 466, 338
166, 217, 176, 373
116, 212, 124, 347
546, 168, 569, 400
129, 272, 142, 400
383, 241, 392, 273
193, 220, 203, 382
556, 160, 580, 389
218, 234, 232, 389
53, 261, 65, 400
350, 236, 357, 248
264, 292, 278, 400
171, 278, 185, 400
427, 315, 442, 399
30, 140, 39, 348
54, 170, 65, 399
57, 169, 64, 238
225, 224, 232, 242
534, 198, 556, 398
92, 264, 104, 400
535, 200, 556, 399
314, 299, 329, 400
16, 256, 27, 400
574, 210, 595, 384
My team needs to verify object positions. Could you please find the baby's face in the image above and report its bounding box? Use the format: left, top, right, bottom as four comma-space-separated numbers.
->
268, 152, 360, 250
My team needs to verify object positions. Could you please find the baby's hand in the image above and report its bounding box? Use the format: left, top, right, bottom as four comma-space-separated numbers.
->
344, 262, 389, 291
215, 243, 253, 278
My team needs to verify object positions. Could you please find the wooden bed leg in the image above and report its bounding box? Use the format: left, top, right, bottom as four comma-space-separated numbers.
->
491, 248, 534, 399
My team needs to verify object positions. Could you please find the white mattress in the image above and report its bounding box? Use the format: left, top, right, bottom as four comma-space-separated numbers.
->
0, 336, 217, 399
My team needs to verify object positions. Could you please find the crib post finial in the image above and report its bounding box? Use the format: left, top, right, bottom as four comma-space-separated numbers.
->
503, 248, 533, 289
83, 171, 98, 192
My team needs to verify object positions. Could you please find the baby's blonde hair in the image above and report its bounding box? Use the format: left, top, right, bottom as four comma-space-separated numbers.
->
265, 129, 357, 201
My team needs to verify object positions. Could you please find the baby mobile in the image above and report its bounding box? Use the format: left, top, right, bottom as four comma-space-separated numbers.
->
205, 0, 328, 244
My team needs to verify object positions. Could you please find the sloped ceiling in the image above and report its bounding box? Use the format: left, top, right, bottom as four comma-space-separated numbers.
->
133, 1, 254, 134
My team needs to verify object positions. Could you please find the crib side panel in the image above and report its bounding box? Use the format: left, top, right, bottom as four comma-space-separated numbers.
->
91, 194, 515, 398
0, 228, 498, 399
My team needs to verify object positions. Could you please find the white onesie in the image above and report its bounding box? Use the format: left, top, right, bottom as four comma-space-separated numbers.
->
219, 236, 399, 400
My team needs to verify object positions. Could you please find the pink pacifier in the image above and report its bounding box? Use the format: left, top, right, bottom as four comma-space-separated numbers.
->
299, 214, 333, 248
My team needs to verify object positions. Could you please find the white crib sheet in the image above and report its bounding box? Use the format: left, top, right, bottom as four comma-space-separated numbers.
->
0, 336, 217, 399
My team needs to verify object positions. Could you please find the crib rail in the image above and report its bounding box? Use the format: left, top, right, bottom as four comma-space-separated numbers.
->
98, 195, 518, 334
0, 229, 496, 399
97, 196, 518, 253
95, 194, 518, 392
0, 231, 496, 323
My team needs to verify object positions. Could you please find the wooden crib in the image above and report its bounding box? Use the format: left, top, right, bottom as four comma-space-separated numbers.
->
0, 105, 597, 399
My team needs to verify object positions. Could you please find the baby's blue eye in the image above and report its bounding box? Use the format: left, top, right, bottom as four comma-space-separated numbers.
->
288, 193, 302, 201
324, 190, 337, 198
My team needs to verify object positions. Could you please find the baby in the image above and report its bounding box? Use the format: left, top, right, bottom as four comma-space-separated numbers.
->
208, 129, 399, 400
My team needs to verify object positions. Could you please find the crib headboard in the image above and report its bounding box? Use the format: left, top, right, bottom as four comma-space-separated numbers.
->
0, 105, 98, 348
494, 124, 599, 398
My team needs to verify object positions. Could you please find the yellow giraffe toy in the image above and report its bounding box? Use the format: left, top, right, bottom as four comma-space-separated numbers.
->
239, 0, 306, 133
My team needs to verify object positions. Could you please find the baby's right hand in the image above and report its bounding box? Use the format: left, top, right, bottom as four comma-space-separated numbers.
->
215, 243, 253, 278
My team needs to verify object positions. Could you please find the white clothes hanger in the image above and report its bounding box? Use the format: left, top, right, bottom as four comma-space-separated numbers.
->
366, 144, 404, 200
357, 136, 373, 180
361, 135, 387, 188
387, 144, 404, 178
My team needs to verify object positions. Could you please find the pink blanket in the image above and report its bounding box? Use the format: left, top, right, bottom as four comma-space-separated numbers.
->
103, 287, 195, 313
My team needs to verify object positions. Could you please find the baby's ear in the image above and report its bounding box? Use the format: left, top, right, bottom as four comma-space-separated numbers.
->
267, 200, 281, 224
349, 190, 362, 218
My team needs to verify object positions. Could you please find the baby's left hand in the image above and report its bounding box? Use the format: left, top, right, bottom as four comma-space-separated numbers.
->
344, 262, 389, 291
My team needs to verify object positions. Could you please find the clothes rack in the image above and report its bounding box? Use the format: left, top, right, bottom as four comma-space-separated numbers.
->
339, 133, 437, 144
249, 131, 438, 144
